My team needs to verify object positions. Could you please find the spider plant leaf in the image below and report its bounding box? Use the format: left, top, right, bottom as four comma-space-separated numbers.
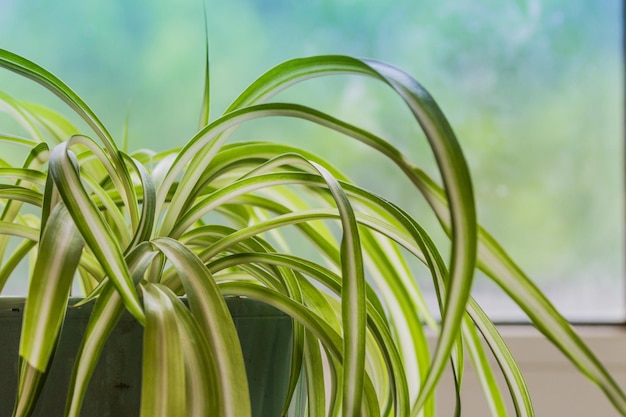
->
64, 242, 157, 417
64, 281, 126, 417
19, 203, 83, 371
155, 109, 348, 238
66, 134, 141, 235
0, 185, 43, 207
303, 330, 327, 417
294, 279, 341, 417
160, 284, 220, 417
22, 141, 50, 172
191, 141, 347, 201
160, 97, 474, 412
358, 230, 435, 413
171, 170, 343, 239
0, 239, 36, 293
209, 252, 410, 415
151, 237, 251, 417
200, 227, 308, 416
48, 142, 144, 324
463, 317, 510, 417
0, 141, 48, 216
129, 147, 157, 166
0, 91, 46, 142
12, 359, 46, 417
480, 229, 626, 414
0, 49, 139, 228
141, 283, 187, 417
121, 106, 130, 153
212, 266, 321, 416
174, 148, 367, 414
0, 221, 40, 241
0, 141, 50, 277
0, 132, 39, 147
411, 166, 624, 414
8, 211, 76, 416
223, 56, 477, 409
464, 299, 532, 417
199, 11, 211, 129
0, 168, 47, 185
308, 160, 366, 417
229, 193, 342, 264
0, 178, 43, 290
0, 49, 113, 148
79, 172, 131, 246
218, 282, 380, 417
344, 186, 529, 416
122, 153, 156, 247
19, 101, 79, 144
11, 203, 83, 417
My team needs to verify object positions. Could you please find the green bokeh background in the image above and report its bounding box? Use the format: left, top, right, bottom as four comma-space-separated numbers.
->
0, 0, 622, 320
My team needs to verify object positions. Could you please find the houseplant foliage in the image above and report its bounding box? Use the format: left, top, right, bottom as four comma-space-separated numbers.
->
0, 43, 624, 417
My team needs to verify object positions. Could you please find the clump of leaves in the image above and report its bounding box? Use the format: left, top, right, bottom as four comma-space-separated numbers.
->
0, 47, 624, 417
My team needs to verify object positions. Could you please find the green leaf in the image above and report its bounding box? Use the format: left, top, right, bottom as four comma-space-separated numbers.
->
0, 141, 48, 266
0, 132, 38, 147
171, 147, 368, 414
159, 284, 220, 417
156, 94, 474, 413
413, 166, 626, 414
13, 203, 83, 416
0, 239, 36, 293
48, 141, 144, 324
198, 10, 211, 129
302, 331, 327, 417
123, 153, 156, 247
295, 158, 366, 417
12, 359, 46, 417
151, 237, 251, 417
218, 281, 380, 417
0, 168, 47, 185
0, 49, 112, 148
0, 49, 139, 228
19, 203, 84, 370
0, 185, 43, 207
0, 221, 39, 242
64, 283, 127, 417
20, 101, 79, 144
464, 301, 532, 417
225, 56, 478, 410
64, 242, 157, 417
141, 283, 186, 417
0, 91, 46, 142
209, 251, 410, 416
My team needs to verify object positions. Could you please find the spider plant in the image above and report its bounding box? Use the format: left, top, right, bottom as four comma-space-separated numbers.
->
0, 45, 624, 417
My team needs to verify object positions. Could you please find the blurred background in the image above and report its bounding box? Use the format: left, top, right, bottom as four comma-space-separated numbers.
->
0, 0, 622, 321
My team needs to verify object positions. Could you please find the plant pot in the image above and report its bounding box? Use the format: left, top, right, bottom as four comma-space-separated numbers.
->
0, 297, 294, 417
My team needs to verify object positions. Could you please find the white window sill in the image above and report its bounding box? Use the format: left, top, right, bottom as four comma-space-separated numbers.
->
435, 325, 626, 416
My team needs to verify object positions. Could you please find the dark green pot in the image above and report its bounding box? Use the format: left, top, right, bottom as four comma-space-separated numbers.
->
0, 297, 293, 417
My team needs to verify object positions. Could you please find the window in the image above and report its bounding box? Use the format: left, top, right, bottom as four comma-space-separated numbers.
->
0, 0, 623, 322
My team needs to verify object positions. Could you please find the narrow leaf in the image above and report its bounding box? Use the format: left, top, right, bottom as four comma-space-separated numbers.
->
20, 203, 84, 370
141, 283, 186, 417
151, 237, 251, 417
48, 142, 144, 323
